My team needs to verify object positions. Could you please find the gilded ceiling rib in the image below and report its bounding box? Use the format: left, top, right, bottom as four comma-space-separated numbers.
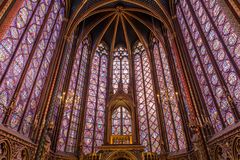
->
67, 0, 118, 37
122, 0, 173, 32
123, 11, 165, 45
120, 14, 132, 56
122, 14, 149, 52
110, 14, 120, 54
123, 8, 160, 21
65, 0, 71, 17
81, 12, 116, 42
65, 0, 88, 32
65, 0, 174, 41
72, 12, 116, 52
84, 8, 116, 19
91, 14, 117, 55
153, 0, 173, 23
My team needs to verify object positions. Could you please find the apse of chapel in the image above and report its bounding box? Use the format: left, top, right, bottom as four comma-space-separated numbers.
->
1, 0, 240, 159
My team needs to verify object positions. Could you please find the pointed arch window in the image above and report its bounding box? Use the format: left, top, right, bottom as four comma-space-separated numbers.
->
57, 38, 90, 153
152, 37, 186, 152
133, 42, 161, 153
83, 42, 109, 154
0, 0, 65, 136
176, 0, 240, 131
112, 46, 129, 93
112, 106, 132, 136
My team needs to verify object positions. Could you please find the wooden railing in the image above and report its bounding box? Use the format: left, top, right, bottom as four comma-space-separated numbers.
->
110, 135, 133, 144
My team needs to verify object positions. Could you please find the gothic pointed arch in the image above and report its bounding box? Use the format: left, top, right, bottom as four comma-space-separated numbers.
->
106, 89, 137, 145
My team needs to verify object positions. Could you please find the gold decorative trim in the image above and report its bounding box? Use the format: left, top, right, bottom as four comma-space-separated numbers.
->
0, 0, 14, 21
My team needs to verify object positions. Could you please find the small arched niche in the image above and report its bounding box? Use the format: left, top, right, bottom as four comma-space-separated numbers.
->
105, 93, 138, 145
111, 106, 132, 144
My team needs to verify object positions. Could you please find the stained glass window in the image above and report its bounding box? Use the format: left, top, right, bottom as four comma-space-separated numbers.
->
133, 42, 161, 153
83, 42, 108, 154
0, 0, 64, 136
52, 33, 75, 136
112, 46, 129, 93
57, 38, 90, 153
152, 37, 186, 152
167, 32, 191, 118
112, 106, 132, 136
176, 0, 239, 131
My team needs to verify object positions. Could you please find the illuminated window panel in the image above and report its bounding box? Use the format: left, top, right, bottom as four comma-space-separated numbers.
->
52, 33, 74, 133
8, 1, 62, 133
0, 0, 39, 80
0, 0, 64, 136
112, 46, 129, 93
1, 0, 51, 104
83, 42, 108, 154
57, 38, 89, 153
133, 42, 161, 153
189, 0, 240, 114
177, 0, 237, 130
152, 38, 186, 151
112, 106, 132, 135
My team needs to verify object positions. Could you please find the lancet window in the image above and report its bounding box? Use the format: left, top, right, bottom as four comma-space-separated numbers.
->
112, 46, 129, 93
83, 42, 109, 154
0, 0, 64, 136
176, 0, 240, 131
133, 42, 161, 153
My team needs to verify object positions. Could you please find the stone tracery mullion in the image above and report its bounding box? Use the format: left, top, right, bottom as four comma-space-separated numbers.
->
17, 4, 62, 135
179, 1, 235, 127
183, 0, 239, 120
188, 0, 240, 118
0, 0, 40, 84
2, 0, 55, 126
177, 6, 225, 131
154, 41, 179, 151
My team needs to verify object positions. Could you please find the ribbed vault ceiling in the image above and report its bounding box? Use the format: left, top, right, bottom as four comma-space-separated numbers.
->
65, 0, 174, 53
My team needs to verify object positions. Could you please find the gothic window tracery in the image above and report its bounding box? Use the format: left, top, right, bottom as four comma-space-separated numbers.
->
57, 37, 90, 153
83, 42, 109, 154
0, 0, 64, 136
133, 41, 161, 153
112, 46, 129, 93
176, 0, 240, 131
151, 37, 186, 152
112, 106, 132, 135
